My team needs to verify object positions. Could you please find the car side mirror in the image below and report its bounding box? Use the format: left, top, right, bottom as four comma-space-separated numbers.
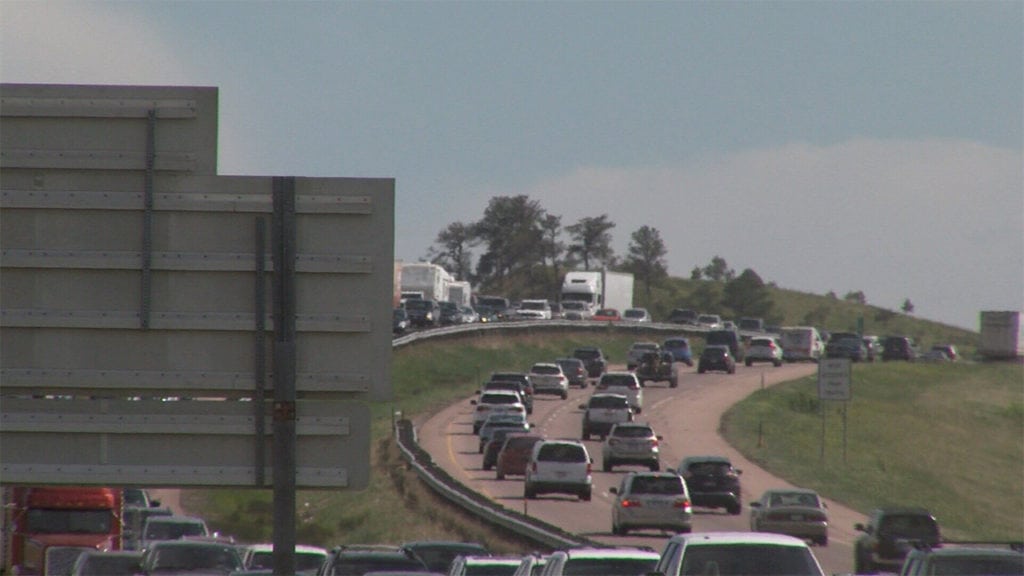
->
749, 502, 761, 508
150, 500, 161, 507
578, 404, 587, 410
470, 400, 478, 405
609, 487, 618, 495
855, 522, 867, 532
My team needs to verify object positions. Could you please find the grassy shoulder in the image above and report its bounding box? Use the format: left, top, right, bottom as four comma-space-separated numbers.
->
721, 361, 1024, 540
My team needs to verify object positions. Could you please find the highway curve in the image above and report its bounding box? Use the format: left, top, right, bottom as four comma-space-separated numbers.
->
415, 361, 870, 575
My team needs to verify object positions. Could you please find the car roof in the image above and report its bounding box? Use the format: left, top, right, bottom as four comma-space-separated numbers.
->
681, 455, 732, 464
557, 547, 660, 560
670, 531, 814, 547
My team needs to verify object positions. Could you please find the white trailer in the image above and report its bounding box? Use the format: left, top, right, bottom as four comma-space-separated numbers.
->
979, 310, 1024, 360
399, 263, 453, 303
560, 270, 634, 315
447, 281, 472, 307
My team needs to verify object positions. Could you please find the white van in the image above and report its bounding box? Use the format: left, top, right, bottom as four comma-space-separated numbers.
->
780, 326, 825, 363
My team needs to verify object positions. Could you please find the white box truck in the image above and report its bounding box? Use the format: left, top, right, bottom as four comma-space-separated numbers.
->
560, 270, 634, 315
447, 281, 472, 307
399, 262, 453, 303
979, 310, 1024, 360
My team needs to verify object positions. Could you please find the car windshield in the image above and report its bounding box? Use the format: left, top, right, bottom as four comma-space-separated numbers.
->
678, 544, 820, 575
404, 300, 433, 311
768, 492, 821, 508
531, 365, 560, 375
624, 309, 646, 318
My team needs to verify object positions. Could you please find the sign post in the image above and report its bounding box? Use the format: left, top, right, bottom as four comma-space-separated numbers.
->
817, 358, 851, 462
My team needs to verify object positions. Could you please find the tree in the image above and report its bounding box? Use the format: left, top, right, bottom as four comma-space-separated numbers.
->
701, 256, 735, 282
902, 298, 915, 314
539, 214, 565, 297
844, 290, 867, 305
722, 268, 774, 319
426, 221, 476, 282
623, 225, 668, 301
690, 267, 703, 281
565, 215, 616, 270
472, 195, 547, 285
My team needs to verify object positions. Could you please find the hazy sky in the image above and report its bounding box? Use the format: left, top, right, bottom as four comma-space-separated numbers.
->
3, 1, 1021, 331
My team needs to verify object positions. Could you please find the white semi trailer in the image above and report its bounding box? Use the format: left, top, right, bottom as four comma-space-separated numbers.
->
560, 270, 634, 316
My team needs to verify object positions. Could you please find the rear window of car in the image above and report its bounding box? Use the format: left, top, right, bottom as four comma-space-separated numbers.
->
664, 339, 689, 348
613, 426, 653, 438
505, 436, 543, 450
537, 443, 586, 463
573, 349, 600, 360
531, 365, 560, 375
481, 393, 519, 404
630, 476, 684, 495
750, 338, 774, 347
706, 331, 738, 346
601, 375, 639, 389
589, 396, 629, 409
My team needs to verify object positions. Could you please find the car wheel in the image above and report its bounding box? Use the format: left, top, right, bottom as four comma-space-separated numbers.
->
524, 486, 536, 500
496, 470, 505, 480
745, 359, 752, 367
816, 535, 828, 547
649, 461, 660, 472
612, 522, 624, 536
728, 365, 736, 374
698, 366, 706, 374
580, 488, 592, 502
603, 460, 613, 473
728, 502, 742, 515
773, 359, 782, 367
669, 379, 678, 388
483, 462, 491, 470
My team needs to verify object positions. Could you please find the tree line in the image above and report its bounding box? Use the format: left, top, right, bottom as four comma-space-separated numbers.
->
422, 194, 779, 321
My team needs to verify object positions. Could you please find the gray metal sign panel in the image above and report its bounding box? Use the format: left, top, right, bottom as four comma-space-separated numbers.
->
818, 358, 852, 401
1, 174, 395, 400
0, 398, 370, 489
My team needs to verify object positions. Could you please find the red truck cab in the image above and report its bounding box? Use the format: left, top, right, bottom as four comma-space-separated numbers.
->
3, 487, 123, 575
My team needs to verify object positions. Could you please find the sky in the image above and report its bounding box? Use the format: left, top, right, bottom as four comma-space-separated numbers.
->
2, 1, 1021, 331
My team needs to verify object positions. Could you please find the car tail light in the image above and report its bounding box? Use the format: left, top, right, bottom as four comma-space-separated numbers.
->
674, 498, 692, 510
531, 462, 537, 473
586, 462, 592, 475
650, 438, 659, 448
621, 499, 643, 508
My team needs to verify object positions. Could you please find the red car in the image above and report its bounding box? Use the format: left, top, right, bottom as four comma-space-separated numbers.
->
495, 434, 545, 480
590, 308, 621, 322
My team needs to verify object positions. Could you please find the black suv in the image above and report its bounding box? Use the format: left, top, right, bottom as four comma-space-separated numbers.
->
698, 346, 736, 374
404, 298, 440, 328
706, 329, 745, 362
572, 347, 608, 378
854, 507, 941, 574
676, 455, 743, 515
883, 336, 918, 361
667, 308, 698, 324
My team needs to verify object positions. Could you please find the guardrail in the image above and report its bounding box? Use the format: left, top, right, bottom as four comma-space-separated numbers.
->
389, 319, 716, 550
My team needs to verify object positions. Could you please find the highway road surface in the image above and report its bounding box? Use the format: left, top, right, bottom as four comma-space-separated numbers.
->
415, 361, 869, 575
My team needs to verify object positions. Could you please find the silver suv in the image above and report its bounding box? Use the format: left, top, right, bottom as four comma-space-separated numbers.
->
524, 439, 592, 501
580, 393, 633, 440
610, 472, 693, 535
596, 371, 643, 413
745, 336, 783, 367
601, 422, 661, 472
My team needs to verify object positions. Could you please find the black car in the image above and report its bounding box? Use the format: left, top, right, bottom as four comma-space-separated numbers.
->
399, 541, 490, 573
404, 298, 440, 328
667, 308, 699, 325
826, 333, 869, 361
706, 329, 745, 362
572, 347, 608, 378
883, 336, 918, 361
854, 507, 941, 574
438, 300, 462, 325
676, 455, 743, 515
698, 345, 736, 374
554, 357, 588, 388
392, 307, 409, 334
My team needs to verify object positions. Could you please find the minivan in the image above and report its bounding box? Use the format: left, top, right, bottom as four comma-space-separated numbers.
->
524, 440, 593, 501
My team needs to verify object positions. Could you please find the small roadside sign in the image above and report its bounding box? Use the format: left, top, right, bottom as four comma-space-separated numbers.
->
818, 358, 851, 401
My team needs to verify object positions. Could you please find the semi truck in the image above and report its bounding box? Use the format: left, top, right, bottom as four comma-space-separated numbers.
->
979, 310, 1024, 360
398, 262, 454, 303
2, 486, 124, 575
560, 270, 634, 316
